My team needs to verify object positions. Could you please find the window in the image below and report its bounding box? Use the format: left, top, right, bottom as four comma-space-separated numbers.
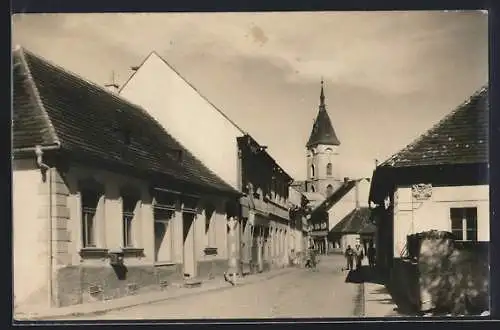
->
154, 191, 177, 262
154, 208, 174, 262
326, 184, 334, 196
122, 195, 138, 248
311, 185, 315, 193
205, 204, 216, 247
325, 148, 333, 152
450, 207, 478, 241
81, 189, 99, 248
326, 163, 333, 176
311, 165, 315, 178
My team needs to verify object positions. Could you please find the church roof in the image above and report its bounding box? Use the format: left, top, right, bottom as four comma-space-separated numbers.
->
306, 81, 341, 148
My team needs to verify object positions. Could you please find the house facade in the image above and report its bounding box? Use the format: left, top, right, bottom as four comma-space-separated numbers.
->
368, 86, 489, 313
308, 178, 373, 254
12, 47, 241, 311
118, 51, 294, 275
288, 186, 308, 254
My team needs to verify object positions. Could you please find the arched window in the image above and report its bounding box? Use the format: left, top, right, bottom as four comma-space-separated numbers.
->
311, 165, 315, 178
326, 184, 334, 196
325, 148, 333, 152
326, 163, 333, 176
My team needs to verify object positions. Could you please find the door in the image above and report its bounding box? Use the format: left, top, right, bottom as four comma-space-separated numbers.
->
182, 212, 196, 278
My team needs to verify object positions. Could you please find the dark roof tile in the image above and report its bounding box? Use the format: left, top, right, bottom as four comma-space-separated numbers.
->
311, 180, 357, 214
330, 207, 371, 234
381, 87, 489, 168
12, 47, 239, 195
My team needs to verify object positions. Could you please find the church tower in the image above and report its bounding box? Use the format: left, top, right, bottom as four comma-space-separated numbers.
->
305, 80, 342, 197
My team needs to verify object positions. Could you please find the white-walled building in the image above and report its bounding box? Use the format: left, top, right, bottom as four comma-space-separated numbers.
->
119, 52, 243, 190
369, 86, 489, 271
12, 47, 241, 311
308, 178, 374, 253
119, 51, 294, 274
368, 85, 489, 293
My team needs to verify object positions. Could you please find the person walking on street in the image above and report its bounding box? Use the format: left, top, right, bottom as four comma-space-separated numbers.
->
344, 245, 354, 271
354, 242, 364, 271
367, 242, 376, 268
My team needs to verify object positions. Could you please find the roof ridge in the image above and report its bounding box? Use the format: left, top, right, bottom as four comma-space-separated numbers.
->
381, 86, 488, 167
120, 50, 247, 135
120, 50, 295, 182
312, 180, 357, 213
15, 47, 61, 146
117, 50, 156, 94
18, 47, 168, 119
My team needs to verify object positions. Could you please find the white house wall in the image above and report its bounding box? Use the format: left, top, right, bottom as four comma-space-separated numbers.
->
393, 184, 489, 258
288, 187, 303, 207
327, 188, 356, 231
119, 53, 243, 190
327, 179, 370, 231
356, 179, 371, 208
13, 159, 50, 308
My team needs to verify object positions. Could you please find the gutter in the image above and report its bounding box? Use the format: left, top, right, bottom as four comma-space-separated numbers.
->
13, 143, 61, 155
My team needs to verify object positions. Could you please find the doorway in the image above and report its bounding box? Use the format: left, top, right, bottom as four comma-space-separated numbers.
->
182, 212, 196, 278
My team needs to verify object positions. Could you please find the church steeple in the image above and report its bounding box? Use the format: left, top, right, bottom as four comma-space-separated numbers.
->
306, 80, 340, 148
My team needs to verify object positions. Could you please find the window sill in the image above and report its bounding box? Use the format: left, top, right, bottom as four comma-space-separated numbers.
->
204, 247, 218, 256
79, 247, 109, 259
122, 247, 145, 258
154, 262, 177, 267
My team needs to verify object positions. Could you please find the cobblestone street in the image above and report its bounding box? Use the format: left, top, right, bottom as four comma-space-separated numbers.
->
63, 254, 362, 320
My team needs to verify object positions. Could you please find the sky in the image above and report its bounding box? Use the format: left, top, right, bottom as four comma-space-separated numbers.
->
12, 11, 488, 181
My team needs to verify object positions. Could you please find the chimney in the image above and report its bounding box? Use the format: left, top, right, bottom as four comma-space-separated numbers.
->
344, 177, 349, 185
375, 159, 379, 168
104, 70, 120, 93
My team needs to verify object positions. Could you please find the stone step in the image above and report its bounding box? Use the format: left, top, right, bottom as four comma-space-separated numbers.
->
183, 278, 202, 289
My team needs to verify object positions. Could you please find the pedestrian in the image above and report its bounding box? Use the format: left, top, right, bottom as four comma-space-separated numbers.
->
354, 242, 364, 271
367, 242, 376, 268
344, 245, 354, 271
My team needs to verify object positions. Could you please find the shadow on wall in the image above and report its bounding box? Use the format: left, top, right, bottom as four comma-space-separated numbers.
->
111, 264, 128, 280
418, 236, 489, 315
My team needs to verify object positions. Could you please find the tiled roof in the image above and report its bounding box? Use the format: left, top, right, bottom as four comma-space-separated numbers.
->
358, 222, 376, 235
381, 86, 489, 168
121, 50, 294, 182
306, 83, 340, 148
310, 180, 357, 214
12, 46, 239, 195
329, 207, 372, 234
303, 192, 326, 203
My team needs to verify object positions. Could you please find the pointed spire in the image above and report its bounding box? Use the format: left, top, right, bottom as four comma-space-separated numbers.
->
320, 78, 325, 108
306, 78, 340, 148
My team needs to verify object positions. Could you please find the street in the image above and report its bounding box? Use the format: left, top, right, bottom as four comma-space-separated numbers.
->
65, 254, 363, 320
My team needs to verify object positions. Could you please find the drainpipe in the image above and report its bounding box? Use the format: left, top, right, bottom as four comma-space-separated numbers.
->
35, 145, 54, 307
